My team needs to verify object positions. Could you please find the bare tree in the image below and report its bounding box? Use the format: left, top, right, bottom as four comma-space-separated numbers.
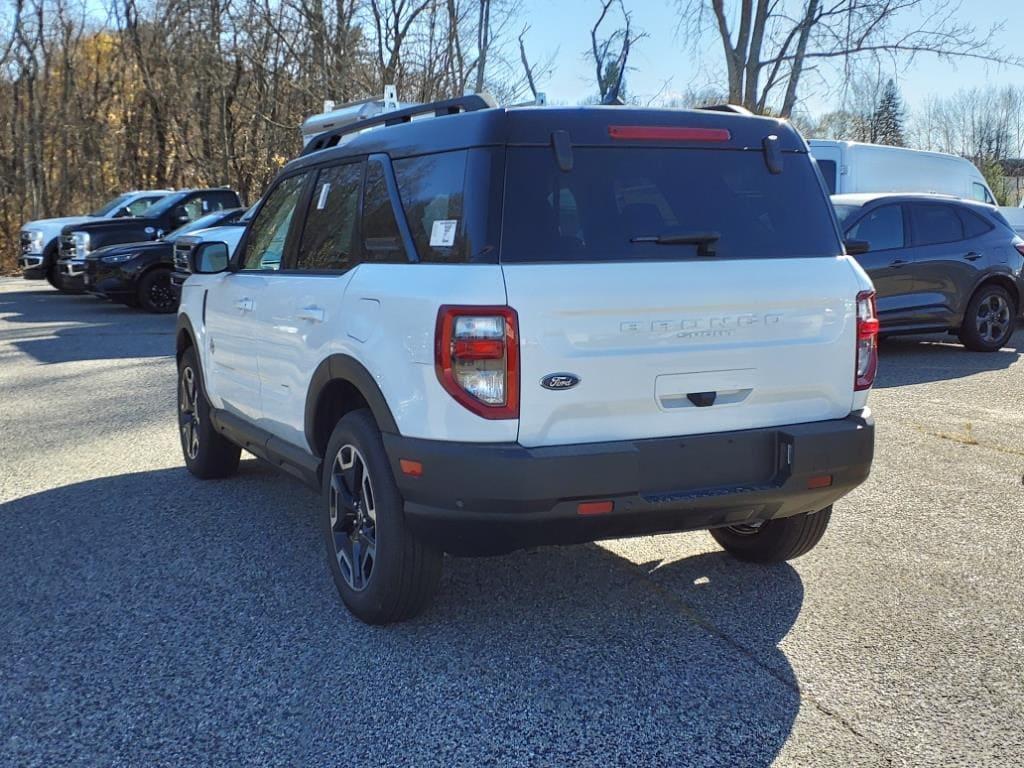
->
589, 0, 644, 105
678, 0, 1024, 117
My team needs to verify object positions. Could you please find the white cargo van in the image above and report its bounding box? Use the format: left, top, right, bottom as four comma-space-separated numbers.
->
809, 140, 996, 204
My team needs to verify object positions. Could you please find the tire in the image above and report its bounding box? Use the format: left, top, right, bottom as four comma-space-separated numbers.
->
958, 284, 1016, 352
45, 260, 61, 289
322, 409, 442, 625
138, 268, 178, 313
709, 507, 832, 564
177, 347, 241, 479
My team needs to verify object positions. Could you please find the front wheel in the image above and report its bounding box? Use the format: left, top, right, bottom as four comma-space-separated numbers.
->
958, 284, 1016, 352
138, 268, 178, 313
177, 347, 240, 479
323, 410, 442, 624
709, 507, 832, 563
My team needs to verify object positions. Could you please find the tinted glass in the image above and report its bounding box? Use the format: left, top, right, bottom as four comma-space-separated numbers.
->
361, 159, 405, 262
972, 182, 994, 204
240, 175, 306, 271
817, 159, 838, 194
957, 208, 992, 239
393, 151, 467, 262
846, 205, 905, 251
911, 204, 964, 246
144, 192, 189, 218
125, 196, 162, 216
166, 209, 242, 241
833, 204, 860, 229
297, 163, 362, 271
501, 148, 842, 262
92, 194, 133, 217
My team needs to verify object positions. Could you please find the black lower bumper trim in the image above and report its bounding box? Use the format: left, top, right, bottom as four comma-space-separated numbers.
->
385, 412, 874, 555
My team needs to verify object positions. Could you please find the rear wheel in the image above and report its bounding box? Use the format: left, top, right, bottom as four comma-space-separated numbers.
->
323, 409, 442, 624
177, 347, 240, 479
958, 284, 1016, 352
710, 507, 832, 563
138, 268, 177, 313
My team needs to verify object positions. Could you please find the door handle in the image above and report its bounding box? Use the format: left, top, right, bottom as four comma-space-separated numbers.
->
235, 297, 254, 312
891, 259, 909, 267
964, 252, 983, 261
296, 305, 325, 323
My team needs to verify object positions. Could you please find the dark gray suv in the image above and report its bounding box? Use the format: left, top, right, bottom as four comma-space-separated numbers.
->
833, 193, 1024, 352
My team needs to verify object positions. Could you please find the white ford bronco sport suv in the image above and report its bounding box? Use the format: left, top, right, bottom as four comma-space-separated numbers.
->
176, 96, 877, 624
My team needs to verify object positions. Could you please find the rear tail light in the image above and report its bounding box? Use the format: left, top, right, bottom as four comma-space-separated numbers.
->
435, 306, 519, 419
855, 290, 879, 391
1015, 243, 1024, 258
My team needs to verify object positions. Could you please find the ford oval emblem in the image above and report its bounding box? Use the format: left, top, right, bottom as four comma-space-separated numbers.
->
541, 373, 580, 391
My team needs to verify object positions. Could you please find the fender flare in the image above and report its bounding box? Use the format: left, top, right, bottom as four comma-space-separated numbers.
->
175, 313, 198, 362
305, 355, 399, 456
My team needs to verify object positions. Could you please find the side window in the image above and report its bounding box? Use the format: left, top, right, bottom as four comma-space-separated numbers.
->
393, 151, 468, 263
910, 204, 964, 246
361, 159, 405, 262
846, 204, 905, 252
190, 192, 236, 219
296, 163, 362, 271
958, 208, 993, 239
126, 197, 160, 216
816, 160, 838, 194
972, 182, 995, 204
240, 175, 307, 271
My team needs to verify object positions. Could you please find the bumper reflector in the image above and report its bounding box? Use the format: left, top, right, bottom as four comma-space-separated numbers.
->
399, 459, 423, 478
577, 500, 614, 516
807, 475, 833, 489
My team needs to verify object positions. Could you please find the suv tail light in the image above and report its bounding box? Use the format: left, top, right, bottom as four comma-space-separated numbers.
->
855, 290, 879, 391
1015, 242, 1024, 258
435, 306, 519, 419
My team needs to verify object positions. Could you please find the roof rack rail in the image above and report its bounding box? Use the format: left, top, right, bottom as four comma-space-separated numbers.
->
300, 92, 498, 156
696, 104, 753, 115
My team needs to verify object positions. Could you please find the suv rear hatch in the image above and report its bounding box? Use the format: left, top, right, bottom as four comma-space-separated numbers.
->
499, 115, 861, 448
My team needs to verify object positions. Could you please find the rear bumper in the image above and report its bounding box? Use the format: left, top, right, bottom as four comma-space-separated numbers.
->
385, 411, 874, 555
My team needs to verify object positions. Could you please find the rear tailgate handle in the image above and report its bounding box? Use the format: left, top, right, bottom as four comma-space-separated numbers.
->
687, 391, 717, 407
296, 305, 325, 323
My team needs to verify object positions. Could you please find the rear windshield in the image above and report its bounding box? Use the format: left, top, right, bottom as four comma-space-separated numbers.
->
500, 147, 841, 262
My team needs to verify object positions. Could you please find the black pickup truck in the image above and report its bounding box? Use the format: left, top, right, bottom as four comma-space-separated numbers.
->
56, 188, 242, 293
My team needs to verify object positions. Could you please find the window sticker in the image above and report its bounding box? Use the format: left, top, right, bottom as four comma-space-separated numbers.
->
317, 182, 331, 210
430, 219, 457, 247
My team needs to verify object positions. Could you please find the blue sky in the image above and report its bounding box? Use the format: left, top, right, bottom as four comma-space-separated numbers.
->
518, 0, 1024, 114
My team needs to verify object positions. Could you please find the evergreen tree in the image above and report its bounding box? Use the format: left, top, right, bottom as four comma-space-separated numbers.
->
870, 79, 907, 146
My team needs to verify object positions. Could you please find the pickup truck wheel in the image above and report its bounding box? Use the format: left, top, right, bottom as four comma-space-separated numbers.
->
138, 268, 178, 313
45, 261, 61, 289
323, 410, 442, 624
709, 507, 832, 563
177, 347, 240, 479
958, 284, 1015, 352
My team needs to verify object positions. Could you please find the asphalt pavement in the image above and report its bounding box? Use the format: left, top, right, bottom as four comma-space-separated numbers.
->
1, 278, 1022, 767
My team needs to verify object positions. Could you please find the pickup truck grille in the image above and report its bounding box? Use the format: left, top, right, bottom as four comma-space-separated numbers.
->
173, 242, 192, 274
59, 233, 76, 260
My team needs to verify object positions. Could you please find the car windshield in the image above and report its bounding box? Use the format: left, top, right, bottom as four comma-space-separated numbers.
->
832, 204, 861, 230
501, 147, 842, 262
143, 192, 189, 218
90, 194, 133, 217
165, 209, 240, 241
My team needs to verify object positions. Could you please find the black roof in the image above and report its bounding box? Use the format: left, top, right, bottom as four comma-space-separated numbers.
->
831, 192, 997, 213
285, 105, 807, 175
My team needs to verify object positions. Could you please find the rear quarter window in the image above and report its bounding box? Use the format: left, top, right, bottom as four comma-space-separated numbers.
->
393, 151, 468, 263
500, 147, 841, 262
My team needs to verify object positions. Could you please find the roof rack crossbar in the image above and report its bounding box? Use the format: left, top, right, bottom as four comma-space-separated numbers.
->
301, 93, 497, 156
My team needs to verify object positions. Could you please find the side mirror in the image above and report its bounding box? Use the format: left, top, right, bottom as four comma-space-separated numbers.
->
171, 205, 191, 226
844, 239, 871, 256
190, 241, 230, 274
113, 206, 132, 218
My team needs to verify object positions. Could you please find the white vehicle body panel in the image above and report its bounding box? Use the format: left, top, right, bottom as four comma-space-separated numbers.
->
505, 257, 870, 448
809, 140, 995, 202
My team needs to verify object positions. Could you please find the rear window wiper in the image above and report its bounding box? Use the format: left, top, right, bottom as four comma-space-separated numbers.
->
630, 231, 720, 256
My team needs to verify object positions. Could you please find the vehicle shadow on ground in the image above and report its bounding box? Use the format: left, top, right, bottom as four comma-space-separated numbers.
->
0, 285, 174, 363
874, 325, 1022, 388
0, 463, 804, 767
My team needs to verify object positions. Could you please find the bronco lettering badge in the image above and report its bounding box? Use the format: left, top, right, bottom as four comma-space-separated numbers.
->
541, 373, 580, 391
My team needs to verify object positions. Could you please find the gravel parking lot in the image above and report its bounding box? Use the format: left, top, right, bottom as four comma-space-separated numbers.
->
1, 277, 1022, 767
